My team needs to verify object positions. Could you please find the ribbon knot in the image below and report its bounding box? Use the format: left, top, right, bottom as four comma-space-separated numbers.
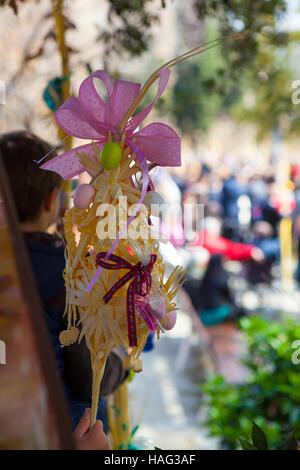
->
96, 253, 157, 346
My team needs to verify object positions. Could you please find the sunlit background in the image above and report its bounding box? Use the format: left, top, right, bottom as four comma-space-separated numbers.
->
1, 0, 300, 450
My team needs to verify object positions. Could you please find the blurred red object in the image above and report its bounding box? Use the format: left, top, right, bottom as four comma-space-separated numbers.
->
189, 230, 255, 261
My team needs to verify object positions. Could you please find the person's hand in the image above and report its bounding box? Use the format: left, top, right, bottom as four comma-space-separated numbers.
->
250, 247, 265, 264
74, 408, 110, 450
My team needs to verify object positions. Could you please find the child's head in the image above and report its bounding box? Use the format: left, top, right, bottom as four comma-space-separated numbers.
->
0, 131, 62, 230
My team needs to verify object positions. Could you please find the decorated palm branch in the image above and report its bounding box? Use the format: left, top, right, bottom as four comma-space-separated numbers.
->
39, 37, 238, 426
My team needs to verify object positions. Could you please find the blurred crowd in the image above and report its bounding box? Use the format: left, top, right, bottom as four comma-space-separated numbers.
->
152, 157, 300, 327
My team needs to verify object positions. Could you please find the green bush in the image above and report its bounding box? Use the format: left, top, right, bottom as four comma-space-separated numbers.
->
239, 422, 297, 450
201, 316, 300, 449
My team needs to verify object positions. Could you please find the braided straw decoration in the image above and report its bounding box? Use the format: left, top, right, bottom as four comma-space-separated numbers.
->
61, 138, 185, 426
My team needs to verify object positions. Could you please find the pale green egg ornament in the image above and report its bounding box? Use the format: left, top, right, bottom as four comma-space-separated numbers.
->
100, 142, 122, 170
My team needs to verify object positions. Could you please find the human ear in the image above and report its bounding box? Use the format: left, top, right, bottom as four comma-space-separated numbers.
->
43, 188, 58, 212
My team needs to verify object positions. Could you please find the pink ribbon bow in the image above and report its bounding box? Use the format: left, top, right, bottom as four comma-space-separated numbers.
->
40, 69, 181, 179
40, 69, 180, 293
96, 252, 157, 347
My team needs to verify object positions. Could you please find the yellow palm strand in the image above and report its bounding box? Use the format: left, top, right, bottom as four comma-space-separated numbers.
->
132, 329, 149, 359
120, 152, 135, 172
168, 269, 187, 297
119, 34, 243, 130
90, 355, 108, 427
140, 33, 244, 96
164, 265, 181, 292
121, 168, 141, 180
77, 151, 102, 175
119, 132, 126, 150
71, 233, 89, 271
168, 279, 186, 301
119, 181, 141, 195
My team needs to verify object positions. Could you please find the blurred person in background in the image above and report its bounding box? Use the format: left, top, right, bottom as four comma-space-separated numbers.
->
184, 215, 265, 326
248, 173, 269, 223
219, 168, 247, 241
244, 220, 280, 285
184, 252, 247, 326
189, 215, 265, 263
252, 174, 282, 237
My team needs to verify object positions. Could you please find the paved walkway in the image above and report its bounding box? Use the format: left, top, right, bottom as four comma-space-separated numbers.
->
128, 310, 220, 450
207, 323, 248, 384
128, 287, 282, 449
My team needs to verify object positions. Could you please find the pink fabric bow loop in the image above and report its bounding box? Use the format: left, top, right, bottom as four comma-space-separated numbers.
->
41, 141, 106, 180
55, 97, 105, 140
132, 122, 181, 167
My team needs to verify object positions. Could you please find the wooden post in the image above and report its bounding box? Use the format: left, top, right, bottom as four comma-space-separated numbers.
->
107, 381, 131, 449
51, 0, 73, 208
279, 216, 294, 291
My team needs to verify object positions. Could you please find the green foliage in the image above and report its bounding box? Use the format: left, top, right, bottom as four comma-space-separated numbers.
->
99, 0, 167, 57
0, 0, 28, 14
3, 0, 300, 139
239, 422, 298, 450
201, 316, 300, 449
277, 431, 298, 450
165, 0, 300, 139
231, 38, 299, 140
169, 18, 226, 136
193, 0, 289, 71
251, 422, 269, 450
2, 0, 167, 59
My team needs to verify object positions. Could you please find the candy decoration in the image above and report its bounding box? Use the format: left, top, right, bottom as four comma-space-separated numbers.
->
148, 294, 166, 321
123, 356, 143, 373
100, 142, 122, 170
73, 184, 95, 209
163, 310, 177, 330
135, 296, 158, 333
59, 326, 79, 346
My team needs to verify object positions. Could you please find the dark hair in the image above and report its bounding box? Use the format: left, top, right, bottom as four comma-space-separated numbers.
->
0, 131, 62, 223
